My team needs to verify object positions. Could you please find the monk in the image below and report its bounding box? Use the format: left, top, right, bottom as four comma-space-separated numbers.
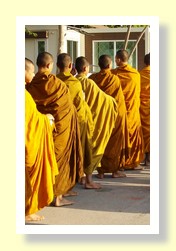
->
25, 58, 58, 221
111, 50, 144, 169
56, 53, 101, 189
140, 53, 150, 165
26, 52, 84, 206
75, 56, 119, 179
89, 55, 131, 178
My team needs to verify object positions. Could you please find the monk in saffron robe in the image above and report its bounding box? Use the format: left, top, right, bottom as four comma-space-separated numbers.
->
25, 58, 58, 221
75, 56, 119, 179
26, 52, 84, 206
140, 53, 150, 165
56, 53, 100, 189
89, 55, 131, 178
111, 50, 144, 169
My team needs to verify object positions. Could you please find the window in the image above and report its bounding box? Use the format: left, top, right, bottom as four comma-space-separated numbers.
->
93, 40, 137, 72
35, 39, 47, 56
38, 41, 45, 54
67, 40, 78, 62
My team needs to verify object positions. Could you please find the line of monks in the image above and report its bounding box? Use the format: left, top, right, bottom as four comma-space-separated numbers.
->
25, 50, 150, 222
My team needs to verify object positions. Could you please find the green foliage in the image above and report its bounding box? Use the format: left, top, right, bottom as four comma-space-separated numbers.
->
25, 28, 37, 37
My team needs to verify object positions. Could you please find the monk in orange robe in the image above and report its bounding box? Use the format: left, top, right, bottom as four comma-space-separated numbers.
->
75, 56, 119, 179
25, 58, 58, 221
89, 55, 130, 177
112, 50, 144, 169
140, 53, 150, 165
26, 52, 84, 206
56, 53, 101, 189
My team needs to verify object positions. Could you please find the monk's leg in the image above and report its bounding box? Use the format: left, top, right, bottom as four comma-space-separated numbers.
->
96, 173, 104, 179
146, 152, 150, 165
55, 195, 74, 207
25, 214, 44, 221
85, 174, 101, 189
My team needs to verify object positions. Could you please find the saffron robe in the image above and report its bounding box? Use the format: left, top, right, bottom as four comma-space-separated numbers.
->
140, 65, 150, 153
89, 69, 131, 173
25, 90, 58, 216
26, 71, 83, 196
112, 64, 144, 168
57, 72, 94, 175
76, 73, 118, 173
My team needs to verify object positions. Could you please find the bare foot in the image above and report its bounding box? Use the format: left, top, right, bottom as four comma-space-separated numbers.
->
63, 190, 78, 197
96, 173, 104, 179
79, 176, 86, 185
112, 171, 126, 178
55, 196, 74, 207
85, 182, 101, 189
25, 214, 44, 222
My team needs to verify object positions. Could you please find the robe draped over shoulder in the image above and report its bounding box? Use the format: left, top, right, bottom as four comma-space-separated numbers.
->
26, 71, 83, 196
112, 65, 144, 168
25, 90, 58, 216
89, 69, 131, 173
76, 73, 118, 173
140, 65, 150, 153
57, 72, 94, 174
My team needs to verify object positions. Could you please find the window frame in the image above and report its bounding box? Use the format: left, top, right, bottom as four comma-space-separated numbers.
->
92, 39, 138, 71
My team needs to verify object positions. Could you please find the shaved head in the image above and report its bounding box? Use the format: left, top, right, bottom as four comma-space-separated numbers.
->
98, 55, 112, 69
36, 52, 53, 67
25, 58, 35, 84
144, 53, 150, 66
116, 49, 129, 62
57, 53, 72, 70
25, 58, 34, 70
75, 56, 89, 73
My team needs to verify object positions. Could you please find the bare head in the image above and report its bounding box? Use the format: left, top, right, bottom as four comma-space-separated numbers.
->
57, 53, 72, 72
25, 58, 35, 84
75, 56, 89, 74
144, 53, 150, 66
115, 49, 129, 66
98, 55, 112, 70
36, 52, 54, 73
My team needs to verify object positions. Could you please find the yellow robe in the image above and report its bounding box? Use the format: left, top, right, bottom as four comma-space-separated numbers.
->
26, 71, 83, 196
140, 65, 150, 153
25, 90, 58, 216
112, 64, 144, 168
57, 72, 94, 175
76, 73, 118, 173
89, 69, 131, 173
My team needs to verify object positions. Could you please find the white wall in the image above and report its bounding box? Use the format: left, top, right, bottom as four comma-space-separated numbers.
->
25, 25, 84, 74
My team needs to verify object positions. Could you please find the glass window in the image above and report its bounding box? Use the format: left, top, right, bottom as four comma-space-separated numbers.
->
93, 41, 114, 71
116, 41, 137, 68
67, 40, 78, 62
38, 41, 45, 54
93, 40, 137, 72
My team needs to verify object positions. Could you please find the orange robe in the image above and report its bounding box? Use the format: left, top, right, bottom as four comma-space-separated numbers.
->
26, 71, 83, 196
76, 73, 118, 173
25, 90, 58, 216
140, 65, 150, 153
89, 69, 131, 173
112, 64, 144, 169
57, 72, 94, 175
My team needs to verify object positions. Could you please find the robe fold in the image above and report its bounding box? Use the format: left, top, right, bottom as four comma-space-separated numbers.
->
26, 71, 83, 196
89, 69, 131, 173
140, 65, 150, 153
57, 72, 94, 175
76, 73, 118, 173
25, 90, 58, 216
112, 65, 144, 168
